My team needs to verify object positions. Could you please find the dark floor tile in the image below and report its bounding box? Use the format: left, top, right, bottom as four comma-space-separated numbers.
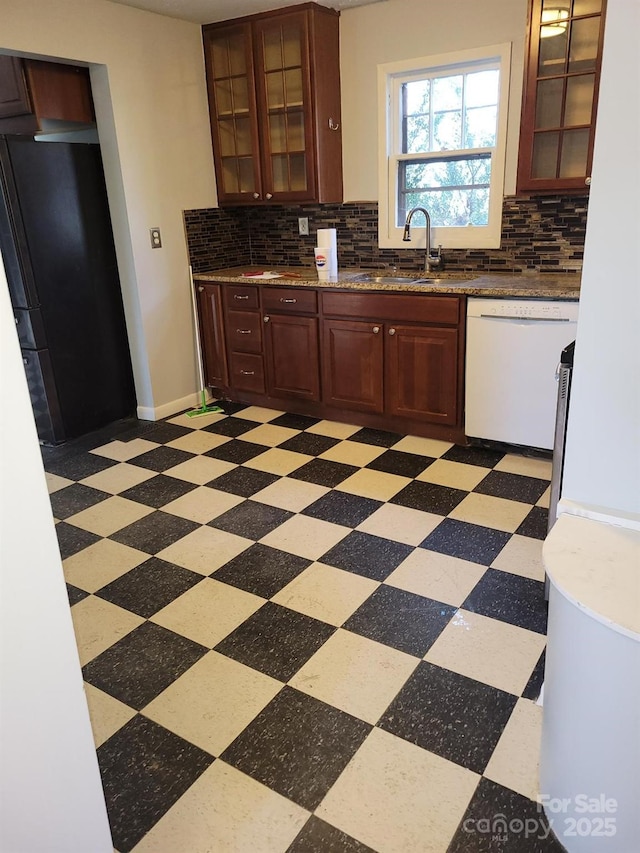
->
349, 427, 404, 448
49, 483, 110, 520
119, 474, 198, 508
522, 649, 546, 701
212, 543, 311, 598
270, 413, 321, 431
206, 467, 278, 497
215, 400, 248, 415
287, 816, 376, 852
205, 439, 267, 464
344, 585, 455, 656
95, 558, 202, 618
83, 622, 207, 708
442, 445, 505, 468
278, 432, 340, 457
379, 661, 517, 774
289, 458, 359, 488
67, 583, 89, 606
473, 470, 549, 504
390, 480, 467, 515
447, 777, 565, 852
128, 445, 195, 473
420, 518, 511, 565
97, 715, 213, 853
203, 416, 260, 437
320, 531, 412, 582
221, 687, 370, 811
302, 492, 382, 528
110, 511, 199, 555
366, 449, 434, 479
462, 569, 548, 635
209, 499, 293, 540
215, 602, 335, 681
142, 422, 193, 444
55, 522, 101, 559
43, 451, 117, 481
516, 506, 549, 540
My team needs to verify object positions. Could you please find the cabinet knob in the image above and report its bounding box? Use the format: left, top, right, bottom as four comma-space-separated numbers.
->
253, 192, 261, 199
280, 298, 297, 304
328, 117, 340, 131
389, 328, 396, 336
263, 315, 270, 323
372, 326, 380, 334
585, 177, 591, 186
198, 286, 204, 292
265, 193, 273, 200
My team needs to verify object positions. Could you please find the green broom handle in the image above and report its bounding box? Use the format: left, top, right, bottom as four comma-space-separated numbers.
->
188, 265, 207, 401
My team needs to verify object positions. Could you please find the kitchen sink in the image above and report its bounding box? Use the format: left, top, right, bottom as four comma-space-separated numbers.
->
350, 273, 473, 286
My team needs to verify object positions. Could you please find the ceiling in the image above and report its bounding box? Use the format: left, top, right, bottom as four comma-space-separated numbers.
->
107, 0, 387, 25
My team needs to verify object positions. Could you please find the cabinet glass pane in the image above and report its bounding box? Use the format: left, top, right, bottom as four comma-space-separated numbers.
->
565, 74, 594, 125
263, 29, 283, 72
573, 0, 602, 15
222, 158, 239, 194
272, 154, 288, 192
285, 68, 303, 106
231, 77, 249, 113
288, 111, 305, 150
282, 24, 302, 67
238, 158, 255, 193
215, 80, 233, 115
532, 131, 560, 178
538, 25, 568, 76
211, 39, 230, 78
266, 71, 285, 108
568, 17, 600, 72
535, 78, 563, 128
290, 154, 307, 191
219, 119, 236, 157
235, 117, 252, 156
228, 33, 247, 76
269, 114, 286, 153
559, 128, 589, 176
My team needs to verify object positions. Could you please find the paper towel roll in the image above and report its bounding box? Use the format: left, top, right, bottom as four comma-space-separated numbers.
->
317, 228, 337, 275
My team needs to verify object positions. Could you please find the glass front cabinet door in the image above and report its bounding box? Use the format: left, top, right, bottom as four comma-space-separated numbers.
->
517, 0, 607, 192
203, 4, 342, 204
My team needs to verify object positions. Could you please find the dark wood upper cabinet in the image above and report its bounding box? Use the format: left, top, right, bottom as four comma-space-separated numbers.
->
202, 3, 342, 205
0, 57, 94, 133
517, 0, 607, 193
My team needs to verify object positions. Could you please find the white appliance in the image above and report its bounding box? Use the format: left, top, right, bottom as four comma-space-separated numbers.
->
465, 298, 579, 450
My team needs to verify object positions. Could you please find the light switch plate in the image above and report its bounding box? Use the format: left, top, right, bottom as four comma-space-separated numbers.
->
150, 227, 162, 249
298, 217, 309, 236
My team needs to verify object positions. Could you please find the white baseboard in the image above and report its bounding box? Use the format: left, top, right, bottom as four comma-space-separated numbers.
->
136, 390, 214, 422
557, 498, 640, 532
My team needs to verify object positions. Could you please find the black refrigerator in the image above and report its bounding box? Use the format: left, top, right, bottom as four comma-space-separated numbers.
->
0, 136, 136, 444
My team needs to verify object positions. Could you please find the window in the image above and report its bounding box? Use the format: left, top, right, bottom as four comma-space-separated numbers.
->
378, 45, 511, 249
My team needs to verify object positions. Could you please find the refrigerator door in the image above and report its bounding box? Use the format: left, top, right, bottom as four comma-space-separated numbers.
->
21, 348, 65, 445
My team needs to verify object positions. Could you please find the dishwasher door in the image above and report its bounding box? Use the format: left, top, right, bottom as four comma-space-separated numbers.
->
465, 298, 579, 450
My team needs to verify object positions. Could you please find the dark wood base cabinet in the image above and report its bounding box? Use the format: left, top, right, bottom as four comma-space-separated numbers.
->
196, 281, 467, 444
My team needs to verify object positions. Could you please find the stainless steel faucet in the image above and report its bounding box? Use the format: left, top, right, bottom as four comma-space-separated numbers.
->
402, 207, 442, 273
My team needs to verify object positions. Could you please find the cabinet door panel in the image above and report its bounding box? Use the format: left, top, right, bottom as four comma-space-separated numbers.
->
322, 319, 384, 414
386, 325, 458, 425
265, 314, 320, 400
197, 284, 229, 389
0, 56, 31, 118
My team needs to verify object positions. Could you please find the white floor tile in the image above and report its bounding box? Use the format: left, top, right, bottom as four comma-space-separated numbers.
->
157, 527, 252, 575
484, 697, 543, 801
260, 515, 350, 561
63, 538, 147, 592
385, 549, 487, 607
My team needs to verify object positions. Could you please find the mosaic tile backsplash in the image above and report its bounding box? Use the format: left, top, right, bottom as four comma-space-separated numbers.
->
184, 196, 588, 275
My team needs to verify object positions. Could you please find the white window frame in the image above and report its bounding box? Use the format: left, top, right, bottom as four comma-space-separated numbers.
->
378, 44, 512, 250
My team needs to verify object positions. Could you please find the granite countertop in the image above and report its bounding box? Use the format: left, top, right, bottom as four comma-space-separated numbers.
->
194, 266, 581, 299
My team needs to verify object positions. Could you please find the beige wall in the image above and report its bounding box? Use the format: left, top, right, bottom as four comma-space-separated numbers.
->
2, 0, 217, 416
339, 0, 528, 201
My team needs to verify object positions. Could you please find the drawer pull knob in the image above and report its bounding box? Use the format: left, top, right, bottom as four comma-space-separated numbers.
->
236, 329, 251, 334
266, 193, 273, 200
328, 117, 340, 131
389, 328, 396, 336
240, 370, 255, 376
234, 294, 250, 300
264, 315, 270, 323
280, 298, 297, 304
198, 286, 204, 292
372, 326, 380, 334
253, 192, 260, 199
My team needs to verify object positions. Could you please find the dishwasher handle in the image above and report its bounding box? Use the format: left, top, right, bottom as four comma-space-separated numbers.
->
478, 314, 572, 322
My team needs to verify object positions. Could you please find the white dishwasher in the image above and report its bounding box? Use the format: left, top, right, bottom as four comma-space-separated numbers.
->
465, 298, 579, 450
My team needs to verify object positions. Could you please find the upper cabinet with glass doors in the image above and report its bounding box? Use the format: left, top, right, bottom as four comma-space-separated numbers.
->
203, 3, 343, 205
517, 0, 606, 192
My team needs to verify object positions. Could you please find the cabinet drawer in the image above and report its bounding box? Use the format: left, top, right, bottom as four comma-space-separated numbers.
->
226, 310, 263, 353
262, 287, 317, 314
321, 292, 460, 325
229, 352, 265, 394
226, 285, 259, 309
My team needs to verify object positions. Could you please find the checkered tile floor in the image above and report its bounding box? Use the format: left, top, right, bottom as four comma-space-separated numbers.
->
43, 403, 565, 853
